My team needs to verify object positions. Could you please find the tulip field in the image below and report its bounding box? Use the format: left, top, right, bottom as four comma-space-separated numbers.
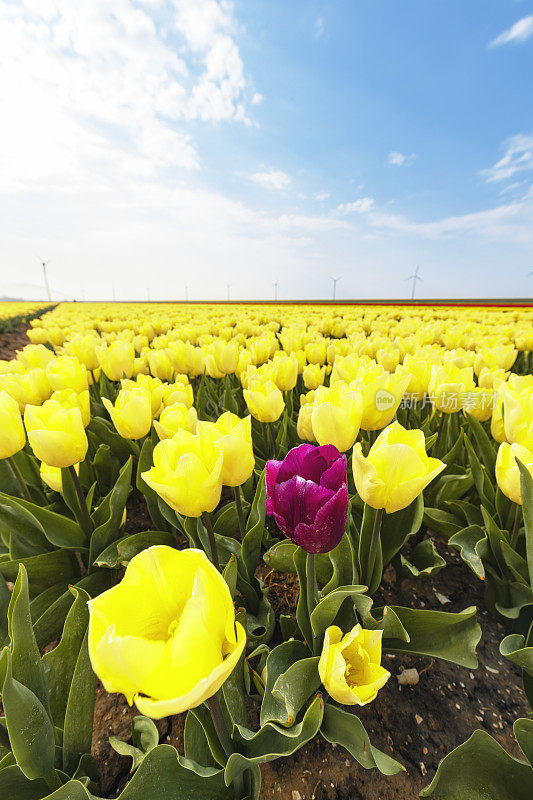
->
1, 300, 533, 800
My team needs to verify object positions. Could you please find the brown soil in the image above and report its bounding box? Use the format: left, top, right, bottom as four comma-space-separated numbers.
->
90, 502, 529, 800
0, 321, 31, 360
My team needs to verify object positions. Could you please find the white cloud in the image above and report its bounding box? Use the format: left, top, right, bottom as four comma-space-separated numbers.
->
314, 191, 330, 201
0, 0, 253, 192
250, 169, 291, 191
481, 134, 533, 183
314, 17, 325, 39
489, 15, 533, 47
387, 151, 416, 167
337, 198, 375, 214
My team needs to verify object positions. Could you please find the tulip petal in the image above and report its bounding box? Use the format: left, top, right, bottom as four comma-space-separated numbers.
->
276, 443, 319, 484
274, 475, 333, 533
293, 484, 348, 553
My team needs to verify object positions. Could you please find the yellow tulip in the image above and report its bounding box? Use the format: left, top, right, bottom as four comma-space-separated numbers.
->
62, 334, 100, 371
102, 387, 152, 440
397, 354, 433, 400
243, 378, 285, 423
154, 403, 198, 439
305, 340, 327, 365
40, 461, 79, 493
51, 389, 91, 427
491, 393, 506, 444
141, 431, 223, 517
148, 349, 174, 381
17, 344, 54, 370
24, 399, 88, 468
428, 364, 475, 414
303, 363, 326, 390
376, 347, 400, 373
474, 345, 517, 376
197, 412, 254, 487
0, 368, 51, 411
352, 422, 445, 513
88, 546, 246, 718
318, 625, 390, 706
97, 341, 135, 380
273, 354, 298, 391
205, 341, 239, 378
354, 371, 411, 431
311, 381, 363, 452
462, 388, 494, 422
46, 356, 88, 394
162, 379, 194, 410
502, 385, 533, 444
297, 402, 316, 442
122, 375, 165, 417
0, 390, 26, 459
495, 441, 533, 505
477, 367, 509, 391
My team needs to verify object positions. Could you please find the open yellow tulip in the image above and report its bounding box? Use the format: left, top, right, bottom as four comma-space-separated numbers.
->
319, 624, 390, 706
495, 441, 533, 505
197, 412, 254, 487
88, 546, 246, 718
352, 421, 445, 513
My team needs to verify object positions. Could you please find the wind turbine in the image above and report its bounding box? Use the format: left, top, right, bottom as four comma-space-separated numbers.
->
273, 279, 279, 301
330, 275, 342, 301
406, 265, 423, 300
38, 257, 51, 301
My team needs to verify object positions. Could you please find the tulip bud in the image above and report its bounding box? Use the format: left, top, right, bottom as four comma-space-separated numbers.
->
273, 354, 298, 391
0, 390, 26, 459
24, 399, 88, 468
51, 389, 91, 427
501, 385, 533, 444
40, 461, 79, 493
266, 443, 348, 553
102, 387, 152, 440
162, 378, 194, 410
495, 441, 533, 505
244, 377, 285, 423
17, 344, 54, 370
141, 431, 223, 517
97, 341, 135, 381
297, 403, 316, 442
154, 403, 198, 439
310, 381, 363, 452
352, 421, 445, 514
46, 356, 88, 394
303, 363, 326, 390
198, 412, 254, 487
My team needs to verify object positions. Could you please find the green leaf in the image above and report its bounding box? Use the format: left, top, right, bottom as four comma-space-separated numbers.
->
515, 718, 533, 768
449, 525, 486, 579
395, 539, 446, 580
95, 530, 176, 568
62, 628, 95, 774
2, 651, 56, 782
382, 605, 481, 668
7, 566, 50, 715
271, 657, 321, 725
465, 413, 497, 475
465, 435, 495, 512
117, 744, 233, 800
310, 585, 372, 640
0, 765, 51, 800
293, 547, 313, 650
518, 460, 533, 588
260, 640, 310, 727
225, 694, 324, 786
43, 587, 90, 728
358, 503, 382, 594
222, 554, 238, 598
423, 507, 462, 540
321, 532, 354, 594
110, 716, 160, 772
381, 494, 424, 567
321, 704, 404, 775
0, 551, 78, 594
420, 728, 533, 799
263, 541, 333, 585
241, 470, 266, 583
136, 438, 170, 532
500, 634, 533, 676
0, 492, 86, 550
435, 472, 475, 506
89, 457, 132, 565
183, 711, 219, 770
0, 574, 11, 643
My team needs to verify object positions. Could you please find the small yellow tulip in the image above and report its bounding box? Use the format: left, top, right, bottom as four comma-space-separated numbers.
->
24, 399, 88, 468
303, 363, 326, 390
0, 390, 26, 459
273, 354, 298, 391
62, 333, 100, 371
154, 403, 198, 439
197, 412, 254, 487
141, 431, 223, 517
502, 386, 533, 444
46, 356, 88, 394
462, 388, 494, 422
122, 375, 165, 417
102, 387, 152, 440
244, 378, 285, 423
354, 370, 411, 431
17, 344, 54, 370
428, 364, 475, 414
311, 381, 363, 452
97, 341, 135, 381
51, 389, 91, 427
297, 402, 315, 442
352, 421, 445, 513
40, 461, 79, 493
205, 340, 239, 378
148, 349, 174, 381
162, 379, 194, 410
88, 546, 246, 718
495, 441, 533, 505
318, 625, 390, 706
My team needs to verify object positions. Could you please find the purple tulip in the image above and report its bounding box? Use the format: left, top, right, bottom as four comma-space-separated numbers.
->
266, 443, 349, 554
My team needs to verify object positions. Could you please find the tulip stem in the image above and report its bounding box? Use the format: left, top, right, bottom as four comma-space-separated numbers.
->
206, 693, 245, 798
510, 503, 522, 550
202, 512, 220, 571
306, 552, 320, 655
435, 411, 446, 456
367, 507, 384, 594
69, 465, 93, 534
7, 456, 31, 502
233, 486, 246, 541
269, 422, 277, 458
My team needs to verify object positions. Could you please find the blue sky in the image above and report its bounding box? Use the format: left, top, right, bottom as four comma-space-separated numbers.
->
0, 0, 532, 300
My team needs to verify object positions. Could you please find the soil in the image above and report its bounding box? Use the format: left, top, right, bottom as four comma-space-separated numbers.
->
0, 321, 31, 360
90, 498, 530, 800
